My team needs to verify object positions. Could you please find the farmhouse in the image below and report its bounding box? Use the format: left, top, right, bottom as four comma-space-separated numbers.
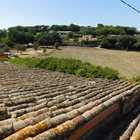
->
0, 62, 140, 140
78, 35, 98, 42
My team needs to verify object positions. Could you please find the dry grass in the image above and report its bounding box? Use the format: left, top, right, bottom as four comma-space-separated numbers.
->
44, 46, 140, 78
11, 48, 56, 58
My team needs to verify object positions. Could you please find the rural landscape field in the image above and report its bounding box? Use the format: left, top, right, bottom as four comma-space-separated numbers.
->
46, 46, 140, 78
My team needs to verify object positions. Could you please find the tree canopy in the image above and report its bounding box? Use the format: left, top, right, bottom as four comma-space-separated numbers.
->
0, 23, 139, 52
37, 32, 62, 46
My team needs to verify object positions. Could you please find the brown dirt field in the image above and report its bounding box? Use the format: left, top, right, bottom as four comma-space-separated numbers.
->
11, 48, 56, 58
44, 46, 140, 78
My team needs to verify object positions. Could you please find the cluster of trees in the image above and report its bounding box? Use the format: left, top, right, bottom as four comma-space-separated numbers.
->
0, 23, 140, 53
0, 26, 63, 53
0, 43, 11, 53
0, 23, 81, 53
81, 24, 138, 37
37, 32, 62, 46
50, 24, 80, 32
78, 24, 140, 51
100, 35, 140, 51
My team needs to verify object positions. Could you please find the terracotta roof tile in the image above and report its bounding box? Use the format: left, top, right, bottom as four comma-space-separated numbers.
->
0, 62, 140, 140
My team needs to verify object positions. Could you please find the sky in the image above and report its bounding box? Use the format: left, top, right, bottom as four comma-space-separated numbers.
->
0, 0, 140, 30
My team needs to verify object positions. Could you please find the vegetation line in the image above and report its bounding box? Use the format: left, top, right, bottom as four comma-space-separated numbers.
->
7, 57, 119, 80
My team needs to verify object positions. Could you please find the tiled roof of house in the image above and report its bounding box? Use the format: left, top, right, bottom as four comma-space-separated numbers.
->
0, 62, 140, 140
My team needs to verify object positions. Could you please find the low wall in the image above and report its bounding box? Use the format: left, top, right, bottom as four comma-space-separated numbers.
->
65, 88, 140, 140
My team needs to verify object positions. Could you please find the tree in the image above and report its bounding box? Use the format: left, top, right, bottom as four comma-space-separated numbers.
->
94, 25, 138, 36
14, 44, 26, 54
0, 43, 10, 53
43, 47, 47, 53
97, 23, 104, 28
49, 32, 62, 45
0, 30, 7, 39
33, 42, 39, 53
8, 28, 34, 44
84, 29, 96, 36
69, 24, 80, 32
54, 42, 60, 49
134, 35, 140, 51
37, 32, 51, 46
116, 35, 137, 51
100, 37, 117, 49
50, 25, 61, 31
0, 38, 15, 48
2, 46, 10, 52
37, 32, 62, 47
135, 41, 140, 51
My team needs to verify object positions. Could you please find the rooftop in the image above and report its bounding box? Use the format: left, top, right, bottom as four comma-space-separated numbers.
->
0, 62, 140, 140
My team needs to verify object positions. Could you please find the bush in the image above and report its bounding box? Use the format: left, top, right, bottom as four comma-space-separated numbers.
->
0, 43, 10, 52
100, 37, 117, 49
9, 57, 119, 80
54, 42, 60, 49
14, 44, 26, 54
133, 76, 140, 83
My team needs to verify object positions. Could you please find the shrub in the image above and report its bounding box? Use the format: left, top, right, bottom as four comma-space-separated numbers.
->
14, 44, 26, 54
9, 57, 119, 80
54, 42, 60, 49
133, 76, 140, 83
0, 43, 10, 53
100, 37, 117, 49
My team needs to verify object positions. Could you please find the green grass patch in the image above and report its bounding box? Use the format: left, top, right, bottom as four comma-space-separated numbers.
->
0, 58, 9, 62
8, 57, 119, 80
133, 76, 140, 83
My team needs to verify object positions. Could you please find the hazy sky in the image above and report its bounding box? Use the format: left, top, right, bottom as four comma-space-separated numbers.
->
0, 0, 140, 29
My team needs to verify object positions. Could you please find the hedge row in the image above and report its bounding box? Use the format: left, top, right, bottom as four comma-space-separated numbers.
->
8, 57, 119, 80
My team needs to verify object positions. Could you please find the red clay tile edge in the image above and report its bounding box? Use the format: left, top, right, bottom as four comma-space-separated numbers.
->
64, 104, 120, 140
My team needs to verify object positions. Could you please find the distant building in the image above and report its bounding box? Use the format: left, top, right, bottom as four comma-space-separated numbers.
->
49, 31, 73, 40
108, 34, 122, 38
78, 35, 98, 42
78, 35, 100, 47
57, 31, 73, 35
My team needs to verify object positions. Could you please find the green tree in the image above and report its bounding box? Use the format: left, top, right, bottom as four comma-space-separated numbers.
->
37, 32, 62, 47
43, 47, 47, 53
69, 24, 80, 32
33, 42, 39, 53
0, 38, 15, 48
0, 43, 10, 53
0, 30, 7, 39
100, 37, 117, 49
134, 35, 140, 51
37, 32, 51, 46
14, 44, 26, 54
8, 28, 34, 44
117, 35, 137, 51
2, 46, 10, 52
54, 42, 60, 49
